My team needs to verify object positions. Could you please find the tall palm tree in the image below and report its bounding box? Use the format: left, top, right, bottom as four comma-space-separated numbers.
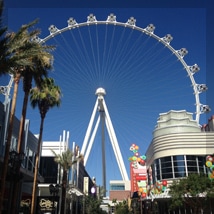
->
0, 19, 54, 214
17, 45, 54, 153
29, 77, 62, 214
52, 149, 83, 214
11, 31, 54, 214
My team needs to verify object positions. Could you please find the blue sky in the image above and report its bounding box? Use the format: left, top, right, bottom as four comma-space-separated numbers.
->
1, 1, 213, 192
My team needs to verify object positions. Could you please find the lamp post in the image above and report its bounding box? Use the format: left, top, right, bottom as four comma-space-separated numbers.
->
8, 151, 25, 213
68, 185, 83, 214
49, 184, 60, 214
8, 150, 25, 173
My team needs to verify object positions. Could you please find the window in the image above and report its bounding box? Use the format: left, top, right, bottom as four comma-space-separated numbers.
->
173, 155, 186, 178
153, 155, 206, 181
161, 156, 171, 163
160, 157, 173, 179
154, 159, 161, 180
186, 155, 198, 173
10, 136, 18, 151
198, 156, 206, 173
28, 149, 34, 171
110, 184, 125, 190
39, 157, 58, 183
173, 155, 184, 162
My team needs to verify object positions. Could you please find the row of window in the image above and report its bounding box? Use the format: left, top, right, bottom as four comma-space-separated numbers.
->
110, 184, 125, 190
151, 155, 206, 181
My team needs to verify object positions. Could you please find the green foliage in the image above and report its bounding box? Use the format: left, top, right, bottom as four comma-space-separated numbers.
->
0, 18, 54, 76
83, 195, 107, 214
114, 200, 131, 214
169, 173, 214, 212
112, 198, 117, 204
51, 148, 82, 171
30, 77, 62, 118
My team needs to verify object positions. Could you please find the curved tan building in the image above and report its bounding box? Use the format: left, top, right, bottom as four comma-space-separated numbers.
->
146, 110, 214, 181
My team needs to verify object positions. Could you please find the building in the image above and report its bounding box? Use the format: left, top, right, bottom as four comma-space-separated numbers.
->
0, 101, 41, 213
146, 110, 214, 183
108, 180, 131, 213
37, 131, 96, 213
107, 110, 214, 213
109, 180, 131, 201
0, 99, 96, 213
144, 110, 214, 213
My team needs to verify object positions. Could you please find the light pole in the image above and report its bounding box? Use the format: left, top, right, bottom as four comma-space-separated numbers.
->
68, 185, 83, 214
8, 151, 25, 173
49, 184, 60, 214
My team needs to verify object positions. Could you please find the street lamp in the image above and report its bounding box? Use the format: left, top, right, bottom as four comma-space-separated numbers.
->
9, 150, 25, 173
49, 184, 60, 214
68, 185, 83, 214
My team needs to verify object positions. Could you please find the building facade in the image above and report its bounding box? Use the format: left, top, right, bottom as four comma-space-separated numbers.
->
0, 101, 40, 213
0, 100, 95, 213
146, 110, 214, 183
144, 110, 214, 213
37, 131, 96, 213
108, 111, 214, 213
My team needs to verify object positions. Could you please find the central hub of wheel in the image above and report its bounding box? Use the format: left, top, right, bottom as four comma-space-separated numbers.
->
95, 87, 106, 96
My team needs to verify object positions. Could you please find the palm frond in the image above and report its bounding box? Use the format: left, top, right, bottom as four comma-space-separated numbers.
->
30, 77, 62, 118
50, 148, 84, 171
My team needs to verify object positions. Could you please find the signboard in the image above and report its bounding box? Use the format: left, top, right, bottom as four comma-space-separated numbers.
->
37, 196, 59, 214
83, 177, 89, 195
129, 144, 148, 198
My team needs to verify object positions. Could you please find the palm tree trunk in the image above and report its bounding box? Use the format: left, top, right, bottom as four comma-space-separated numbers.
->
17, 85, 30, 152
61, 170, 68, 214
17, 74, 32, 152
0, 76, 20, 214
11, 79, 31, 214
31, 116, 44, 214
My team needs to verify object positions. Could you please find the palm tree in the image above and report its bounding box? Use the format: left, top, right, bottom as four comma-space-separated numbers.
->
51, 149, 83, 214
0, 19, 55, 214
11, 29, 54, 214
17, 44, 54, 153
29, 77, 62, 214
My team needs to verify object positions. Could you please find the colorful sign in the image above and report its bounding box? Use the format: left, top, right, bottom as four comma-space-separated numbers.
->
206, 155, 214, 179
129, 144, 147, 198
129, 143, 169, 198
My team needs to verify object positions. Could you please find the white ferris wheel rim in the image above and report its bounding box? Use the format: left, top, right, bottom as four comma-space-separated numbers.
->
33, 13, 208, 125
2, 13, 208, 125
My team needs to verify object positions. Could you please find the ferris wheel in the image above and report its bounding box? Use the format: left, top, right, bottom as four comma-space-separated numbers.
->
35, 13, 209, 122
1, 13, 210, 185
36, 13, 210, 184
